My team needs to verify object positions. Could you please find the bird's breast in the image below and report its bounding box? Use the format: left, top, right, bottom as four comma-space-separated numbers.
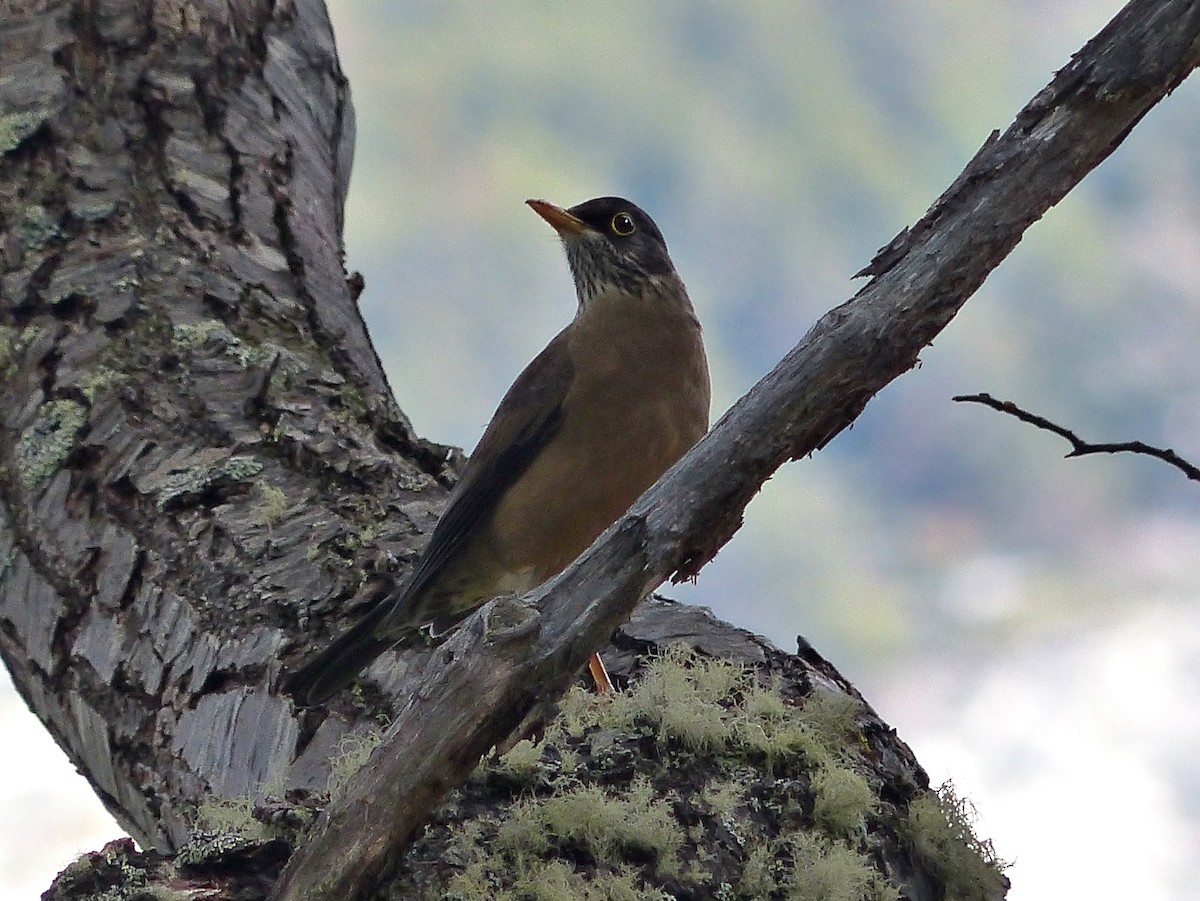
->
489, 295, 710, 580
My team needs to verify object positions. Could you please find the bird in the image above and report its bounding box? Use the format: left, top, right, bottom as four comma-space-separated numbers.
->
287, 196, 710, 706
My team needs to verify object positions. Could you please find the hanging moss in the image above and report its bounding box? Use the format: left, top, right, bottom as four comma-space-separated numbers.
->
904, 783, 1009, 901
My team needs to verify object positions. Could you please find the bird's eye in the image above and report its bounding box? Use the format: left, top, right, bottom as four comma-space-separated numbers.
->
610, 212, 636, 236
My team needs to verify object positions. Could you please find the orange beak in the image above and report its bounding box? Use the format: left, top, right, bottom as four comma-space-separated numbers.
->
526, 199, 587, 236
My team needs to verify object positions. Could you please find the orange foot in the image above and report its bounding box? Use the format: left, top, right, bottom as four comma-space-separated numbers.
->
588, 650, 614, 694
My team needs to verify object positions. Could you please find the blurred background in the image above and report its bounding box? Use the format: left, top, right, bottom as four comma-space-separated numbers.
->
4, 1, 1200, 898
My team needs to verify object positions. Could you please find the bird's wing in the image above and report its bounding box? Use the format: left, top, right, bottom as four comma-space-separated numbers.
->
287, 326, 575, 705
387, 324, 575, 624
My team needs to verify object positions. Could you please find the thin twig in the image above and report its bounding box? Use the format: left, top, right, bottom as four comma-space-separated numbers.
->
954, 393, 1200, 482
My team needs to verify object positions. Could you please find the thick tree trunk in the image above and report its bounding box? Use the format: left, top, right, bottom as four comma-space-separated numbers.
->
3, 0, 1198, 899
0, 0, 454, 850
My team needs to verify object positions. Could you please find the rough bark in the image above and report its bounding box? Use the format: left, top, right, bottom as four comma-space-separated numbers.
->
1, 0, 1197, 899
0, 0, 456, 851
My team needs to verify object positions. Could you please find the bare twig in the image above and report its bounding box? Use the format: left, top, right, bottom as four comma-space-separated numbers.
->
954, 393, 1200, 482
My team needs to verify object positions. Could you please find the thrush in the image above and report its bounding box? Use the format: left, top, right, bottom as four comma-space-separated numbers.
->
288, 196, 710, 705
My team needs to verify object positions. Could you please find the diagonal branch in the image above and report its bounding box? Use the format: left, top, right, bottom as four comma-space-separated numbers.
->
271, 1, 1200, 897
954, 393, 1200, 482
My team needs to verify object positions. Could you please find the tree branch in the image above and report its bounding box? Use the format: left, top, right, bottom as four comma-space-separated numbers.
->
273, 1, 1200, 897
954, 393, 1200, 481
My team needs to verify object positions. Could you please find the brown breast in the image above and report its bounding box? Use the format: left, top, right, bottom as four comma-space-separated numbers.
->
488, 290, 710, 581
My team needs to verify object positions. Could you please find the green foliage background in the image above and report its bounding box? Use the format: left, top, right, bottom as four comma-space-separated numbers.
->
332, 0, 1200, 670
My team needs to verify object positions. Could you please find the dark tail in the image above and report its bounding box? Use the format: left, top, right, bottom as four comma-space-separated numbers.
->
286, 599, 405, 706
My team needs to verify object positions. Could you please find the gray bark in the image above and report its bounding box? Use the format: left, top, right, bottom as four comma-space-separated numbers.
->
3, 0, 1198, 898
1, 0, 454, 850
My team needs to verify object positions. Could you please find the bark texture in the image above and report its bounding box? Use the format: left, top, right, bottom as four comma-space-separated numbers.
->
0, 0, 455, 850
1, 0, 1197, 899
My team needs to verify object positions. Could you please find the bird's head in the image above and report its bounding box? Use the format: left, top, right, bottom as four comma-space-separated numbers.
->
527, 197, 682, 308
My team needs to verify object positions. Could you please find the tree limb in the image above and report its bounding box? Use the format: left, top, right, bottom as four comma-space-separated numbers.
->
954, 393, 1200, 481
272, 1, 1200, 897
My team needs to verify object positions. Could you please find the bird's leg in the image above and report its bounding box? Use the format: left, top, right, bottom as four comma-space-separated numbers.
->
588, 651, 614, 694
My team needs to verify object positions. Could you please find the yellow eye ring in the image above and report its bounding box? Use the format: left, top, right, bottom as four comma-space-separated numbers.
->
610, 212, 636, 236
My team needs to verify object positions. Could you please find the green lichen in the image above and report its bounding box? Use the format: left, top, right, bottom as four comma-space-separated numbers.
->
19, 323, 46, 351
701, 777, 747, 820
385, 645, 930, 899
784, 833, 899, 901
0, 325, 16, 374
796, 689, 864, 754
0, 108, 52, 153
179, 793, 309, 872
154, 454, 264, 510
171, 319, 271, 366
496, 778, 685, 878
192, 796, 272, 844
602, 645, 743, 754
443, 856, 495, 900
172, 319, 227, 349
80, 366, 123, 403
492, 738, 543, 782
326, 723, 388, 803
737, 841, 781, 898
601, 645, 861, 772
337, 525, 367, 553
252, 483, 289, 526
812, 766, 877, 836
377, 645, 1005, 899
18, 204, 62, 251
176, 829, 260, 869
557, 747, 579, 778
905, 783, 1008, 901
45, 839, 152, 901
227, 338, 272, 367
222, 456, 263, 480
152, 453, 262, 511
446, 858, 668, 901
15, 399, 86, 489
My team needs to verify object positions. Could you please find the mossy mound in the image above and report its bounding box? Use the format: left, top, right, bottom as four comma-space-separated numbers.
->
42, 636, 1008, 901
382, 645, 1007, 900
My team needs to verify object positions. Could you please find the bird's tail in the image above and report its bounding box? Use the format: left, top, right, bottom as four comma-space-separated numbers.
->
285, 598, 408, 706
